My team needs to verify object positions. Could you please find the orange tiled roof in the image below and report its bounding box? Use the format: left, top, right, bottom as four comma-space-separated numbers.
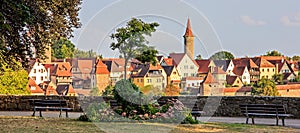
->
255, 58, 275, 68
45, 85, 58, 95
55, 62, 72, 77
27, 78, 44, 94
276, 84, 300, 90
186, 77, 204, 80
95, 59, 110, 74
224, 87, 252, 93
203, 72, 216, 84
149, 63, 163, 70
163, 58, 174, 66
184, 18, 194, 37
68, 85, 76, 94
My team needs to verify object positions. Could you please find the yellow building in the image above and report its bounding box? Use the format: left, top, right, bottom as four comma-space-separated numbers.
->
131, 64, 164, 91
277, 84, 300, 97
162, 66, 181, 87
254, 58, 276, 79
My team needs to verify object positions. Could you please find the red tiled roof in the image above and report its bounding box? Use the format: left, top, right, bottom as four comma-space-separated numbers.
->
95, 59, 110, 74
212, 67, 226, 74
224, 87, 252, 93
169, 53, 185, 66
233, 66, 246, 76
184, 18, 194, 37
255, 58, 275, 68
195, 60, 211, 73
226, 75, 238, 86
27, 78, 44, 94
276, 84, 300, 90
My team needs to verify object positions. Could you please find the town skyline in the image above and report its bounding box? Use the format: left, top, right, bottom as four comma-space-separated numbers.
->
72, 0, 300, 59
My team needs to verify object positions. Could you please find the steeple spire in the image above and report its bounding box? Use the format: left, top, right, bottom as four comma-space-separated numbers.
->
184, 18, 194, 37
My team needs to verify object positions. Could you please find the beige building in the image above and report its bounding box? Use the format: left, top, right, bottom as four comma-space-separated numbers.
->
95, 59, 110, 93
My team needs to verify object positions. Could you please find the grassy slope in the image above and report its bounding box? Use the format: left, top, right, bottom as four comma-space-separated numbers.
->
0, 116, 299, 133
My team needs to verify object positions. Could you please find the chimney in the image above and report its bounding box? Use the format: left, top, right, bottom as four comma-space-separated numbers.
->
275, 63, 279, 74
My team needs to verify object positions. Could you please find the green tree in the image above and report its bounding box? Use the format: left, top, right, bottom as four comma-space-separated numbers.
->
52, 38, 75, 59
74, 49, 100, 58
110, 18, 159, 79
209, 51, 235, 60
0, 52, 29, 94
264, 50, 283, 56
195, 54, 202, 60
90, 87, 101, 96
1, 0, 81, 68
135, 47, 158, 65
252, 78, 280, 96
272, 74, 284, 85
102, 85, 114, 96
292, 55, 300, 61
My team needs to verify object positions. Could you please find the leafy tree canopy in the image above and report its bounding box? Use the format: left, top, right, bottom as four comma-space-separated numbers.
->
135, 47, 158, 66
74, 48, 102, 58
264, 50, 283, 56
195, 54, 202, 60
209, 51, 235, 60
1, 0, 81, 68
252, 78, 280, 96
0, 52, 29, 94
52, 38, 75, 59
292, 55, 300, 61
110, 18, 159, 79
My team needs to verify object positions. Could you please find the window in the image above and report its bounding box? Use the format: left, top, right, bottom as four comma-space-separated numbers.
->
34, 69, 36, 73
184, 65, 188, 69
173, 72, 176, 75
287, 89, 289, 92
273, 69, 275, 72
243, 76, 246, 79
147, 79, 152, 83
41, 77, 43, 81
137, 79, 139, 82
237, 80, 239, 83
190, 66, 194, 69
262, 69, 264, 72
32, 76, 36, 81
184, 73, 188, 77
266, 75, 269, 79
267, 69, 269, 72
192, 83, 194, 86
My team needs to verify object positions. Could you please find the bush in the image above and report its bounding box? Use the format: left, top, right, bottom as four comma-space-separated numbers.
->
85, 102, 115, 122
181, 113, 199, 124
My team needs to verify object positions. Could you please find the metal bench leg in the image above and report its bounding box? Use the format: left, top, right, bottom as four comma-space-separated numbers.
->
246, 117, 249, 124
39, 110, 42, 117
32, 108, 36, 116
59, 110, 62, 118
66, 111, 69, 118
251, 117, 255, 124
276, 117, 279, 126
282, 118, 285, 126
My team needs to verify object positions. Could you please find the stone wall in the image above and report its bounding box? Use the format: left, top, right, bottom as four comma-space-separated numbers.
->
0, 95, 299, 118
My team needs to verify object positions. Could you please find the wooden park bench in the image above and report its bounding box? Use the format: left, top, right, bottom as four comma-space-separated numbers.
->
191, 107, 204, 120
30, 99, 72, 118
239, 104, 293, 126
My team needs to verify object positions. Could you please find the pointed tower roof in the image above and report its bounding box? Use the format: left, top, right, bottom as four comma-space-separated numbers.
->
95, 59, 110, 74
184, 18, 194, 37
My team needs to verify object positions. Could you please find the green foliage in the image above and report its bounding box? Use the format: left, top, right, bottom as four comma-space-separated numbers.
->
272, 74, 284, 85
0, 59, 30, 95
252, 78, 280, 96
52, 38, 75, 59
74, 49, 101, 58
209, 51, 235, 60
135, 47, 158, 66
90, 87, 101, 96
102, 85, 114, 96
264, 50, 283, 56
110, 18, 159, 79
292, 55, 300, 61
181, 113, 199, 124
85, 102, 115, 122
1, 0, 81, 67
196, 54, 202, 60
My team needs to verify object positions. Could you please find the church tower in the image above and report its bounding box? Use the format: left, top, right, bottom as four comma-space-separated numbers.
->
183, 18, 195, 59
41, 44, 51, 64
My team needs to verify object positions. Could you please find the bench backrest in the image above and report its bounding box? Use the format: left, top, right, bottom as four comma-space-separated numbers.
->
239, 104, 287, 115
30, 100, 68, 107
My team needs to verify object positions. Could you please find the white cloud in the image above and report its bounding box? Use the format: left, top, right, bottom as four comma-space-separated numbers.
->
280, 13, 300, 27
240, 15, 267, 26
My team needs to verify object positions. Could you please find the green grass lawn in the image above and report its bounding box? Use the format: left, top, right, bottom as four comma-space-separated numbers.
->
0, 116, 299, 133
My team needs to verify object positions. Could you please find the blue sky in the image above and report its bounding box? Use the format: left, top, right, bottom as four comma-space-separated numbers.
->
72, 0, 300, 59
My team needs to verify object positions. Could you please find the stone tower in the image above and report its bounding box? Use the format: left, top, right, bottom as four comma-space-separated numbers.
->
183, 18, 195, 59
